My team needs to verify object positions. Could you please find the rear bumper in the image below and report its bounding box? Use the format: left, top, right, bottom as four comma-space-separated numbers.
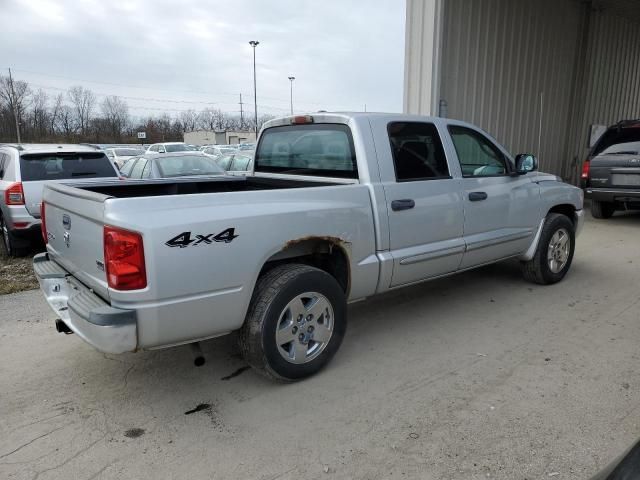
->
4, 205, 40, 238
33, 253, 137, 354
11, 223, 41, 240
585, 187, 640, 203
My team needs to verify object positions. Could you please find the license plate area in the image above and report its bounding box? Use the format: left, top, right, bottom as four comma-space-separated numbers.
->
611, 173, 640, 186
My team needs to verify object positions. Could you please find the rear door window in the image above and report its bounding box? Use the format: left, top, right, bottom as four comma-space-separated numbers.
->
19, 152, 117, 181
255, 124, 357, 179
388, 122, 450, 181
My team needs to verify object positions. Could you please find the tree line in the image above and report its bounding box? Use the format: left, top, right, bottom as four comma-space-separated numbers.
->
0, 75, 274, 144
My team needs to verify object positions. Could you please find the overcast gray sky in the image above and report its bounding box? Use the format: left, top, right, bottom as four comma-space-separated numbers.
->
0, 0, 406, 118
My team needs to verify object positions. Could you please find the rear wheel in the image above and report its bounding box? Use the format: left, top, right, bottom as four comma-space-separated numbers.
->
591, 200, 615, 219
521, 213, 575, 285
0, 215, 29, 257
239, 264, 347, 381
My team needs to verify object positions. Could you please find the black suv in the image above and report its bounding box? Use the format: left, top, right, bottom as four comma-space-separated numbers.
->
582, 120, 640, 218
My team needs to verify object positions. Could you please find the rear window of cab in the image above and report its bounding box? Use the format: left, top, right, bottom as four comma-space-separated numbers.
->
254, 124, 357, 179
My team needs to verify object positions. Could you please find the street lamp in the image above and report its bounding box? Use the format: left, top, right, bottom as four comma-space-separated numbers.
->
249, 40, 260, 136
288, 76, 295, 115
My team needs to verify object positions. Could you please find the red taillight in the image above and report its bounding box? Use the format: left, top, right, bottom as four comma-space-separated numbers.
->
290, 115, 314, 125
581, 159, 590, 179
40, 202, 47, 244
5, 182, 24, 205
103, 226, 147, 290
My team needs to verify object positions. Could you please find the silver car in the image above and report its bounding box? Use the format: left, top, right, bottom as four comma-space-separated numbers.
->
120, 152, 226, 179
0, 144, 119, 256
104, 147, 145, 169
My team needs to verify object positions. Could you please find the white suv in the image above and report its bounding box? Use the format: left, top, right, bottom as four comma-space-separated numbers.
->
0, 144, 118, 256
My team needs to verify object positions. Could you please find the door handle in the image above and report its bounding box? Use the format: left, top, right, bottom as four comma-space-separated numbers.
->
468, 192, 488, 202
391, 199, 415, 211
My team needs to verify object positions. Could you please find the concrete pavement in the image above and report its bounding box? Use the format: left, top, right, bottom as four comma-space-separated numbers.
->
1, 214, 639, 480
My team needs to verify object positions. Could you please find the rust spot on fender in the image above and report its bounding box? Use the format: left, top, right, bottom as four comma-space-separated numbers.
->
283, 235, 350, 251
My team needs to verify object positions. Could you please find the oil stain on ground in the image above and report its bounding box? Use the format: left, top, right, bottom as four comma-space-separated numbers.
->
184, 403, 226, 432
184, 403, 212, 415
124, 428, 145, 438
221, 366, 250, 381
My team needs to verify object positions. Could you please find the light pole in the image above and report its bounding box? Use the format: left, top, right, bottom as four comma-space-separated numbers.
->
249, 40, 259, 136
288, 76, 295, 115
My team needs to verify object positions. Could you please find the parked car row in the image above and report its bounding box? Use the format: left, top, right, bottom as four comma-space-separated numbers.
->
0, 140, 258, 257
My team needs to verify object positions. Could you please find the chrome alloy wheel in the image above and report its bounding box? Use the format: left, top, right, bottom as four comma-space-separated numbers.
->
547, 228, 570, 274
275, 292, 334, 364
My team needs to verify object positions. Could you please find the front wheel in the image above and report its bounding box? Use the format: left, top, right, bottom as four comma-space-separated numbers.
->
239, 264, 347, 381
521, 213, 575, 285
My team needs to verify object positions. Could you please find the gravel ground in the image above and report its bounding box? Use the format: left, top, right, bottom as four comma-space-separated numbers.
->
0, 213, 639, 480
0, 243, 40, 295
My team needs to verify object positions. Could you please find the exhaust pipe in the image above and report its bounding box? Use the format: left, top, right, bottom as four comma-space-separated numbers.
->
55, 319, 73, 335
190, 342, 206, 367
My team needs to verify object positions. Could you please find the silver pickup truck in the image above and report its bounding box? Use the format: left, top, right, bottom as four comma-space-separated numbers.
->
34, 113, 584, 381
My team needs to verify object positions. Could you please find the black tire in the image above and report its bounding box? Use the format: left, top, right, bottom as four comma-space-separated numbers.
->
591, 200, 615, 219
0, 215, 29, 257
239, 264, 347, 382
521, 213, 575, 285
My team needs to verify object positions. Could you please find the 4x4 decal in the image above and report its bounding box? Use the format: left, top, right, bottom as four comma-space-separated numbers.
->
165, 228, 238, 248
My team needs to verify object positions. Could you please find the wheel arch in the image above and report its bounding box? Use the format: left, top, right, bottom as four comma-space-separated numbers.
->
258, 237, 351, 296
548, 203, 577, 225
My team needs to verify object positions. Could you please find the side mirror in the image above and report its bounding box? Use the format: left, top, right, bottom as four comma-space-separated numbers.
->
515, 154, 538, 174
158, 147, 166, 153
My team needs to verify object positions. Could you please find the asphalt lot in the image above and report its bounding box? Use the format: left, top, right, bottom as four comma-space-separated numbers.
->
1, 213, 639, 480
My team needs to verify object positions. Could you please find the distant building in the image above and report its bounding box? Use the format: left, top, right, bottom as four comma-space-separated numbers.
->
184, 130, 256, 146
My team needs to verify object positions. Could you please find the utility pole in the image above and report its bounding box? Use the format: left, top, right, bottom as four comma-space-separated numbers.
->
288, 76, 295, 115
239, 93, 244, 129
249, 40, 259, 136
7, 68, 21, 143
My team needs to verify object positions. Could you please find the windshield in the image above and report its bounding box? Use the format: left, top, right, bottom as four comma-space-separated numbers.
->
115, 148, 144, 156
19, 152, 117, 180
155, 155, 225, 177
255, 124, 357, 178
594, 128, 640, 156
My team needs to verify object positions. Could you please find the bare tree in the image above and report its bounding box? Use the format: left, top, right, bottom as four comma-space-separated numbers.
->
30, 88, 49, 140
179, 109, 198, 133
49, 93, 65, 136
0, 75, 31, 142
198, 107, 228, 131
101, 95, 129, 141
67, 85, 96, 137
57, 104, 75, 140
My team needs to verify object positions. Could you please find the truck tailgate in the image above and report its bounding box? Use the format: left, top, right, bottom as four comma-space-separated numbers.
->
591, 154, 640, 188
43, 183, 111, 301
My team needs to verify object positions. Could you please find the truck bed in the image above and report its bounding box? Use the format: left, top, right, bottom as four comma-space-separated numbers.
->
68, 176, 339, 199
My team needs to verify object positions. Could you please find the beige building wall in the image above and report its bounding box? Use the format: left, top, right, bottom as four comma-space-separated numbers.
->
404, 0, 640, 181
